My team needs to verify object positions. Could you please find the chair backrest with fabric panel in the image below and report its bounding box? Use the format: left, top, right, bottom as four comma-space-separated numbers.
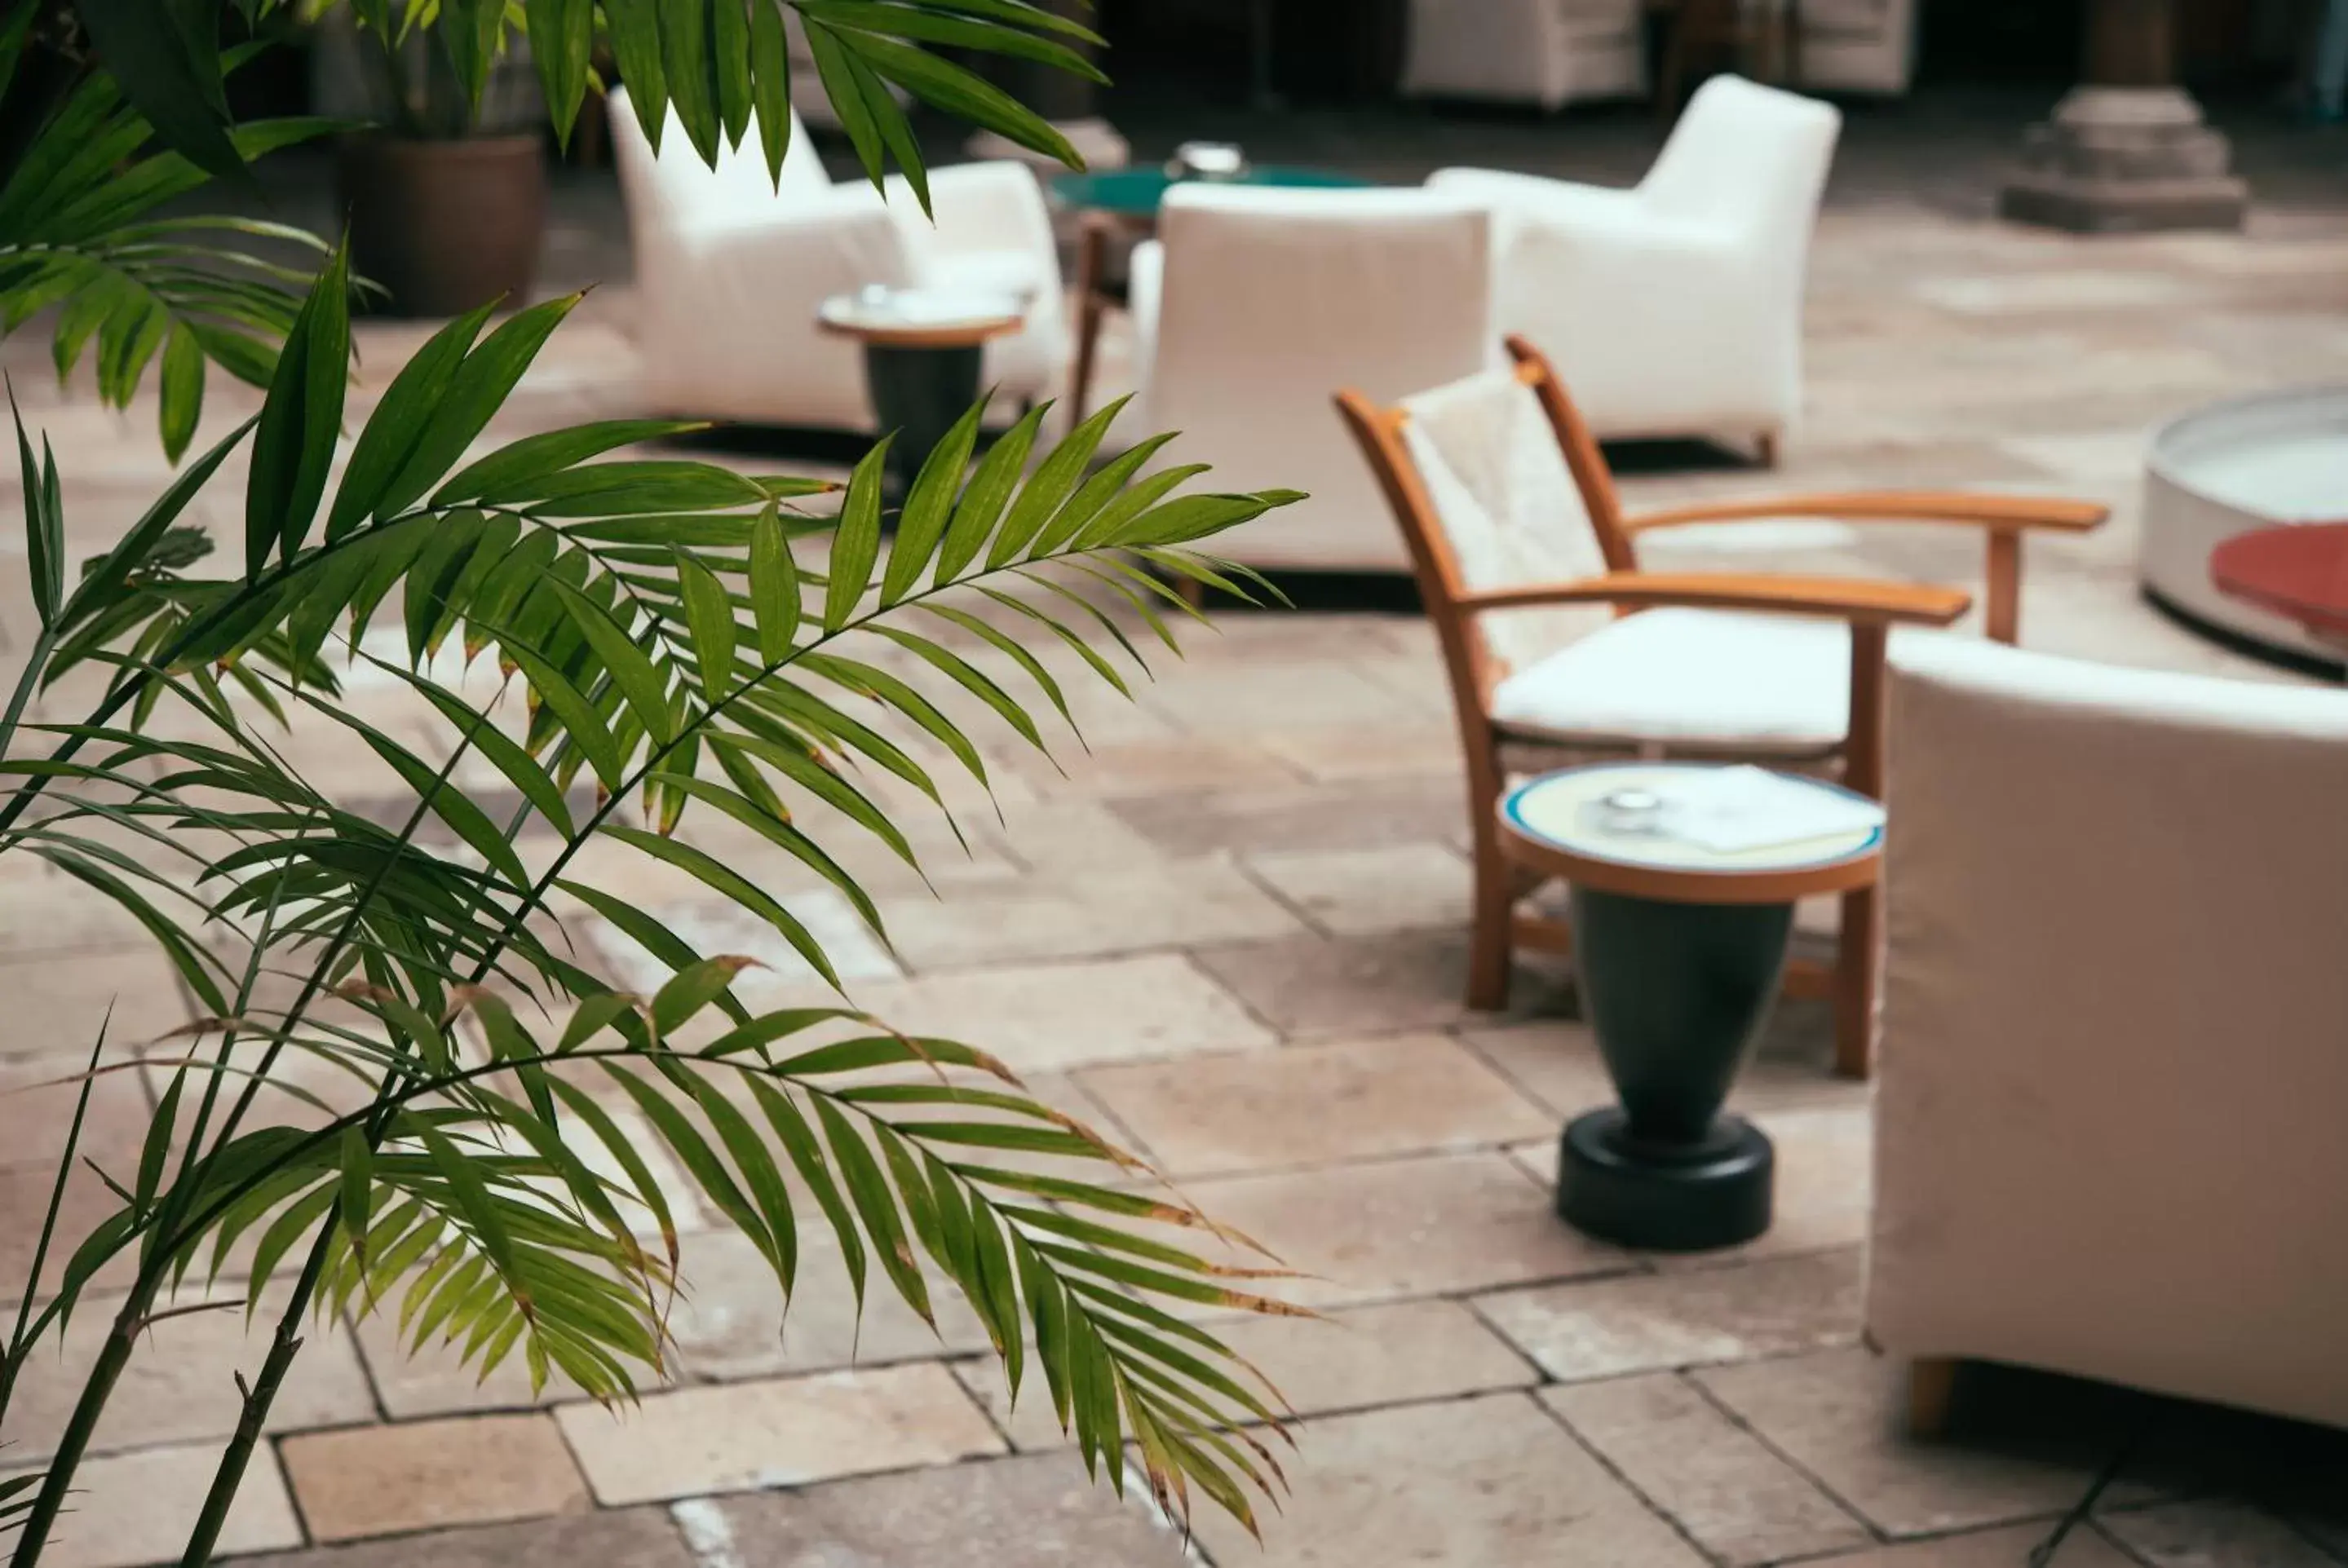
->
1336, 340, 1638, 727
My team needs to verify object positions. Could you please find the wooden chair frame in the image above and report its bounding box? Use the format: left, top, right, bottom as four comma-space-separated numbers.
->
1336, 337, 2107, 1077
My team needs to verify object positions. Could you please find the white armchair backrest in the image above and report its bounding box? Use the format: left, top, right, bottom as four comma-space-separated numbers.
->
1398, 370, 1612, 674
608, 87, 830, 243
1147, 186, 1497, 563
1640, 74, 1840, 245
1883, 634, 2348, 1125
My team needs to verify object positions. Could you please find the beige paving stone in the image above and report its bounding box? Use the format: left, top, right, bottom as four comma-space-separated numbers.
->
0, 947, 193, 1062
1188, 931, 1479, 1039
1188, 1391, 1708, 1566
1462, 1009, 1868, 1122
1254, 722, 1461, 782
1506, 1102, 1876, 1265
240, 1508, 696, 1568
555, 1363, 1003, 1504
1543, 1372, 1873, 1565
877, 861, 1306, 970
1178, 1151, 1627, 1309
281, 1411, 587, 1543
2, 1159, 142, 1300
998, 735, 1302, 797
703, 1451, 1195, 1566
2097, 1500, 2341, 1568
1792, 1522, 2139, 1566
0, 1047, 153, 1173
1475, 1249, 1864, 1383
667, 1223, 993, 1382
350, 1302, 564, 1419
747, 952, 1276, 1075
1076, 1032, 1550, 1177
0, 1439, 304, 1568
1106, 775, 1466, 859
4, 1283, 375, 1462
956, 1296, 1537, 1451
584, 889, 903, 992
1136, 659, 1444, 740
1696, 1348, 2144, 1539
1241, 841, 1474, 936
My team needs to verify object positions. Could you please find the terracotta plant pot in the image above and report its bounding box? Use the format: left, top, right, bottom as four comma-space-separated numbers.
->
338, 133, 547, 318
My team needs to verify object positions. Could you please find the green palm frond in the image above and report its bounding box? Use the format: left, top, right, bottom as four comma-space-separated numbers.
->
2, 248, 1308, 1548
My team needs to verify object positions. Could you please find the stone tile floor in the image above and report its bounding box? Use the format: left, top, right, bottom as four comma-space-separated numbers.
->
6, 98, 2348, 1568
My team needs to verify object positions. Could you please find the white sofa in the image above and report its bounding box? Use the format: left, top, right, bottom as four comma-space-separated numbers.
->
1127, 185, 1497, 572
608, 88, 1068, 432
1428, 75, 1838, 454
1399, 0, 1647, 111
1869, 635, 2348, 1431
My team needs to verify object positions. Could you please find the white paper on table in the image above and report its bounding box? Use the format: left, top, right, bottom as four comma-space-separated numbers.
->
1654, 766, 1886, 855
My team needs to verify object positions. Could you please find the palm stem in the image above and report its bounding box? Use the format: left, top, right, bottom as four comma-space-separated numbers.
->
175, 1212, 333, 1568
7, 1283, 153, 1568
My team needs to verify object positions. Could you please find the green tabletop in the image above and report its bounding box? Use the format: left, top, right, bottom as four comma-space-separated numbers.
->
1050, 166, 1376, 221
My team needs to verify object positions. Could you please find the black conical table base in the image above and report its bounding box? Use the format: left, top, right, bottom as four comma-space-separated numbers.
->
1554, 886, 1794, 1252
1559, 1107, 1774, 1251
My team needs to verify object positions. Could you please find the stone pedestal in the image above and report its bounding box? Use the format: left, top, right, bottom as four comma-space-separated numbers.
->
1999, 86, 2247, 233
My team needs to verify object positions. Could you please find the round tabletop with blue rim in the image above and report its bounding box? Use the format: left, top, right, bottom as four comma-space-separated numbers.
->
1501, 762, 1884, 907
1050, 166, 1377, 223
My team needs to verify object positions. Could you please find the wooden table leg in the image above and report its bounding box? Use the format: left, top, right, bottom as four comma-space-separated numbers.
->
1069, 214, 1112, 431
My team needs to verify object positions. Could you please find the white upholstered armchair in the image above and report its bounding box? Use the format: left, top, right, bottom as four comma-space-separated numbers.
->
1870, 635, 2348, 1433
609, 89, 1068, 432
1125, 184, 1497, 572
1399, 0, 1647, 110
1428, 75, 1839, 456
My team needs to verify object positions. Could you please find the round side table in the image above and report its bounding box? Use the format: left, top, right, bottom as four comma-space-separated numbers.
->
817, 289, 1028, 507
1500, 763, 1883, 1251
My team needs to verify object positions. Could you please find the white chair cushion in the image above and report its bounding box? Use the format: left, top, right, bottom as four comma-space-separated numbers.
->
1491, 607, 1857, 755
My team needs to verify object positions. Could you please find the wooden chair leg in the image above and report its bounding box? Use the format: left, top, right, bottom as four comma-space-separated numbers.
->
1833, 883, 1879, 1079
1835, 622, 1888, 1080
1467, 828, 1515, 1012
1908, 1358, 1960, 1438
1755, 430, 1780, 468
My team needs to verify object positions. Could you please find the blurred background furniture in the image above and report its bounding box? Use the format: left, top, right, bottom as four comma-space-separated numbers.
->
2142, 385, 2348, 670
1427, 77, 1840, 457
816, 289, 1030, 505
1126, 184, 1497, 572
1337, 338, 2107, 1075
1059, 161, 1376, 427
609, 89, 1067, 433
1652, 0, 1802, 117
1399, 0, 1649, 109
1791, 0, 1917, 93
1869, 634, 2348, 1434
2210, 521, 2348, 657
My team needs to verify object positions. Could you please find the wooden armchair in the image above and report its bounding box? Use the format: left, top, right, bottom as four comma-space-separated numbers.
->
1336, 337, 2107, 1076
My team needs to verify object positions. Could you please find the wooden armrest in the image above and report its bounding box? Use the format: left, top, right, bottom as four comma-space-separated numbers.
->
1625, 490, 2110, 534
1456, 572, 1972, 627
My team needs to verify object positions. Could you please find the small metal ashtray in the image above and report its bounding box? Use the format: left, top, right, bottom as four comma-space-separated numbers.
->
1584, 787, 1667, 837
1165, 141, 1249, 182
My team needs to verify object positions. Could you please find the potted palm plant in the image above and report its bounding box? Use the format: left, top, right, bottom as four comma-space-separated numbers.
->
316, 8, 548, 315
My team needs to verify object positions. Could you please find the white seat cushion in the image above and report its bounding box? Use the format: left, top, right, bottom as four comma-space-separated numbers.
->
1492, 607, 1858, 756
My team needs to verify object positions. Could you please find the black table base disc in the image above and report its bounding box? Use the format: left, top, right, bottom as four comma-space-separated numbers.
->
1557, 1107, 1774, 1252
